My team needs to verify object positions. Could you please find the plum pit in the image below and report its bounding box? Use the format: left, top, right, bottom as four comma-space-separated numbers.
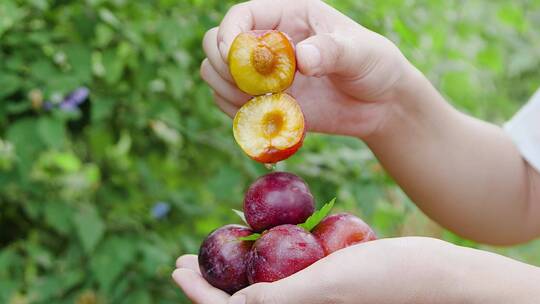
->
262, 111, 284, 138
252, 45, 276, 75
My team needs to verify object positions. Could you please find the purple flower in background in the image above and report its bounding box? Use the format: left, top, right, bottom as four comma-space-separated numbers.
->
60, 87, 90, 110
44, 87, 90, 111
151, 202, 171, 219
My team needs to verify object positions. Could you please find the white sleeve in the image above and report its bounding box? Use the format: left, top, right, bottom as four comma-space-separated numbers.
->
504, 89, 540, 173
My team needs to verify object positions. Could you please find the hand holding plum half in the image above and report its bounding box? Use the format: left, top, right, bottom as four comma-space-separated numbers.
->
195, 171, 376, 294
229, 30, 306, 164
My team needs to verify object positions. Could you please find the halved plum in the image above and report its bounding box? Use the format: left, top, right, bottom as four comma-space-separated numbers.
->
229, 30, 296, 95
233, 93, 305, 163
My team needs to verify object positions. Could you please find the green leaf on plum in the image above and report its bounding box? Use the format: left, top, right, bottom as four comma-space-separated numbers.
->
298, 198, 336, 231
238, 233, 261, 241
232, 209, 249, 226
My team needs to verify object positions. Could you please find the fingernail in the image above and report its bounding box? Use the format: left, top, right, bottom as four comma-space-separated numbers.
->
219, 41, 228, 61
297, 43, 321, 75
229, 294, 246, 304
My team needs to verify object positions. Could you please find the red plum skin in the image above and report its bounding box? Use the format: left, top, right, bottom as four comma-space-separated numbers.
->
247, 224, 324, 283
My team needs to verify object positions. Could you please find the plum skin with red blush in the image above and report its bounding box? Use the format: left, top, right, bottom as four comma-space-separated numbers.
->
246, 224, 325, 284
198, 224, 254, 294
312, 213, 377, 255
244, 172, 315, 232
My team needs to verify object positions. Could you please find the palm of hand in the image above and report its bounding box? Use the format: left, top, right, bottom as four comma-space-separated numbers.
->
287, 72, 390, 137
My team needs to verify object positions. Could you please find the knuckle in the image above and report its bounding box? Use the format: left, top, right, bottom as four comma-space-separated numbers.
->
321, 33, 344, 65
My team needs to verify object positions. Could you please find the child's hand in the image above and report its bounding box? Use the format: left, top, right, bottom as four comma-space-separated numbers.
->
172, 237, 540, 304
201, 0, 413, 138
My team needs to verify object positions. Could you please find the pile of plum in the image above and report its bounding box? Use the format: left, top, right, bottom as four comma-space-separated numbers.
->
198, 172, 376, 294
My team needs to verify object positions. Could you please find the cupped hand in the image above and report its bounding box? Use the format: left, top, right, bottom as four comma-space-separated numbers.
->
173, 237, 540, 304
201, 0, 413, 138
172, 238, 459, 304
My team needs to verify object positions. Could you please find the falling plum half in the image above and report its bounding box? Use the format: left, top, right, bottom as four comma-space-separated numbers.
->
233, 93, 305, 164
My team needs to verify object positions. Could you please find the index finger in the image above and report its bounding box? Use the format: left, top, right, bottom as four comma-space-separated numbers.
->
217, 0, 285, 61
172, 268, 229, 304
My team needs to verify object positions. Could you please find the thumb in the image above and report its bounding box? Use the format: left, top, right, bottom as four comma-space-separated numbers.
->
228, 283, 282, 304
227, 262, 337, 304
296, 33, 368, 78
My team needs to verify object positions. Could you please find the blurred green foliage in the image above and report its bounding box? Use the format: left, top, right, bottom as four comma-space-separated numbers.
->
1, 0, 540, 303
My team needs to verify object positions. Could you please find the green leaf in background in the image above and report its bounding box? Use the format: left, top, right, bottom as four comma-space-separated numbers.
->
0, 279, 18, 304
37, 117, 66, 149
74, 205, 105, 253
298, 198, 336, 231
91, 96, 116, 123
0, 248, 21, 276
440, 71, 480, 114
0, 1, 25, 38
120, 290, 152, 304
393, 18, 417, 46
91, 236, 137, 292
28, 0, 49, 11
44, 202, 73, 235
209, 166, 242, 201
55, 153, 81, 172
6, 118, 44, 176
161, 65, 189, 99
102, 48, 125, 84
477, 46, 503, 74
5, 101, 31, 114
30, 59, 58, 85
95, 24, 115, 47
497, 3, 526, 32
98, 8, 120, 28
372, 201, 406, 236
28, 270, 84, 302
0, 73, 20, 99
64, 43, 92, 83
139, 241, 172, 276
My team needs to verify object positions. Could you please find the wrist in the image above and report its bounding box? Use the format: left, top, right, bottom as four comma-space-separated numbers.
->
362, 63, 458, 146
455, 248, 540, 304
